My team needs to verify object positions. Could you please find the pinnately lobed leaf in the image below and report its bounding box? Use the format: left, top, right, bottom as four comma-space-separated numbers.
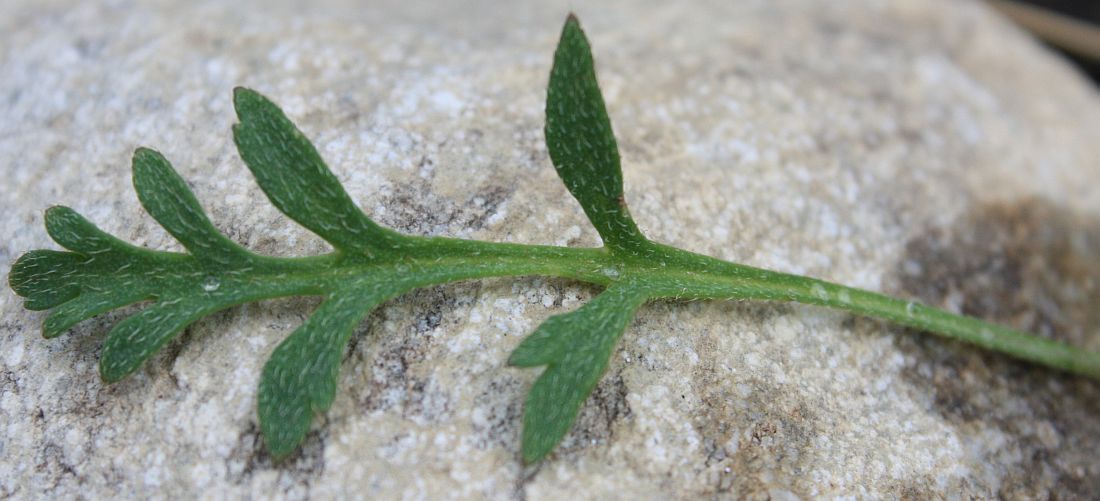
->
9, 14, 1100, 465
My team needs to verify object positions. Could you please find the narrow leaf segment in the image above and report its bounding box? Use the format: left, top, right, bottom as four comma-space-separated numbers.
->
509, 281, 649, 463
232, 87, 406, 256
8, 15, 1100, 465
546, 15, 647, 252
259, 286, 403, 457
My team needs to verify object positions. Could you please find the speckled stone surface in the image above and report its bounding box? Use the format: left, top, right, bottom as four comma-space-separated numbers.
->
3, 0, 1100, 498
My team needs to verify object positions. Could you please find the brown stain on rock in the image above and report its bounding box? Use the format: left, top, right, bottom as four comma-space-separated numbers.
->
895, 197, 1100, 498
690, 370, 820, 498
899, 198, 1100, 346
377, 182, 513, 236
686, 303, 821, 498
348, 284, 475, 423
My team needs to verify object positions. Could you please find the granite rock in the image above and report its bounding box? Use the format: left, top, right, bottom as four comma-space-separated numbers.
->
2, 0, 1100, 498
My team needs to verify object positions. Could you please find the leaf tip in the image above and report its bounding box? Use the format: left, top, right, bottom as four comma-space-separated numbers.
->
232, 85, 253, 100
42, 316, 67, 339
266, 435, 299, 462
8, 250, 82, 308
43, 204, 69, 220
232, 87, 266, 117
133, 146, 160, 158
99, 336, 142, 384
564, 12, 591, 36
130, 147, 168, 182
506, 352, 523, 367
231, 87, 273, 139
521, 430, 553, 465
98, 360, 126, 384
7, 252, 33, 292
506, 344, 543, 368
260, 409, 312, 462
43, 205, 75, 238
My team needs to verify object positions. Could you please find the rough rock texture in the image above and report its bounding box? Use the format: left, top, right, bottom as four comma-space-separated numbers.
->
2, 0, 1100, 498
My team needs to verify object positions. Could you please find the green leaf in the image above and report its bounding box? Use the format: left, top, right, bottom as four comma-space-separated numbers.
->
44, 205, 133, 255
259, 285, 405, 458
9, 250, 86, 310
42, 288, 152, 339
132, 148, 254, 267
99, 293, 236, 383
545, 15, 646, 251
232, 88, 404, 257
97, 280, 314, 382
8, 241, 172, 316
509, 282, 648, 463
9, 13, 1100, 467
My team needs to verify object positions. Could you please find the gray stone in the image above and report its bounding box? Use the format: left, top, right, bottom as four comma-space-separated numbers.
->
2, 0, 1099, 498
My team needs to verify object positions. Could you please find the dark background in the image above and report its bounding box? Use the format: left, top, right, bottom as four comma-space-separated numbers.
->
1005, 0, 1100, 84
